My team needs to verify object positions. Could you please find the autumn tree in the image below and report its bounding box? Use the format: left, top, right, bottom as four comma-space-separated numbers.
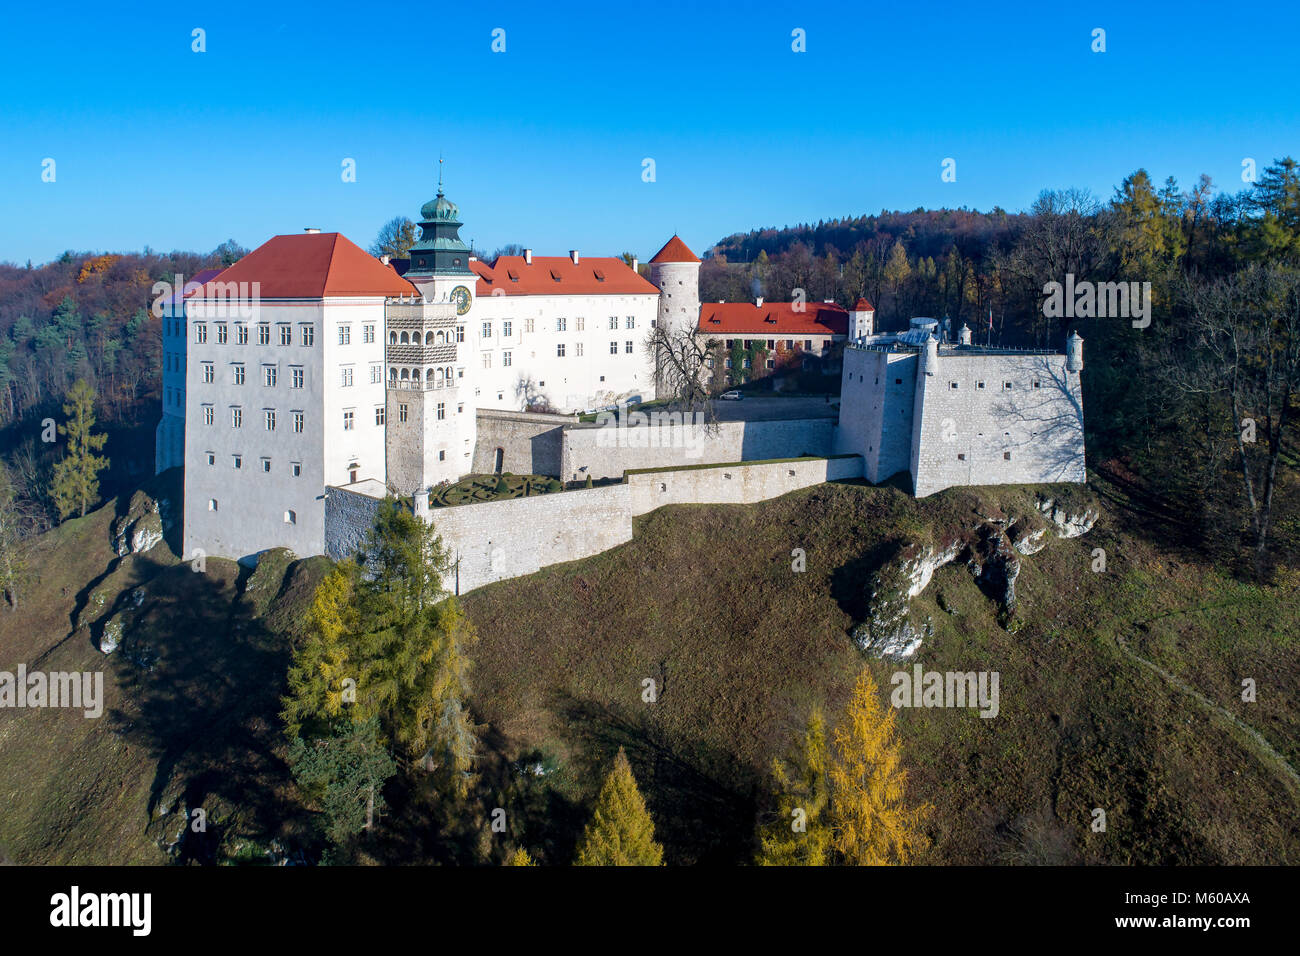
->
828, 669, 931, 865
282, 499, 479, 794
757, 709, 832, 865
50, 379, 109, 519
574, 747, 664, 866
506, 847, 536, 866
0, 463, 29, 610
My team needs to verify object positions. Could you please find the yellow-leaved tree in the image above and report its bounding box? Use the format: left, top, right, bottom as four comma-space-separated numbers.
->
827, 668, 931, 865
757, 708, 832, 865
506, 847, 536, 866
574, 747, 664, 866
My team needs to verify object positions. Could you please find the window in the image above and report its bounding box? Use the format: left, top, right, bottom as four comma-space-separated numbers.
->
236, 323, 248, 344
437, 403, 446, 421
438, 450, 446, 461
576, 317, 585, 331
1004, 451, 1012, 460
341, 366, 353, 387
556, 317, 567, 332
456, 326, 465, 342
503, 321, 512, 337
1032, 380, 1041, 389
195, 324, 207, 343
202, 362, 214, 383
293, 411, 304, 433
977, 381, 986, 389
625, 340, 633, 354
203, 405, 214, 426
343, 410, 354, 430
524, 318, 535, 333
231, 407, 243, 428
767, 339, 775, 350
234, 364, 246, 385
503, 351, 512, 367
233, 454, 242, 469
370, 364, 381, 384
957, 453, 966, 461
284, 510, 296, 524
261, 457, 271, 472
363, 324, 374, 343
482, 321, 492, 338
291, 462, 301, 477
610, 341, 618, 355
206, 452, 215, 465
625, 316, 635, 329
950, 381, 959, 390
608, 317, 618, 330
263, 365, 277, 387
258, 324, 270, 345
806, 340, 813, 351
576, 342, 584, 357
1003, 381, 1013, 390
264, 410, 275, 431
375, 406, 385, 426
457, 403, 464, 414
766, 359, 775, 369
301, 324, 314, 347
291, 367, 304, 388
398, 403, 408, 423
895, 378, 902, 385
339, 325, 351, 345
557, 344, 566, 358
481, 353, 492, 369
216, 323, 228, 344
208, 498, 218, 512
279, 324, 292, 346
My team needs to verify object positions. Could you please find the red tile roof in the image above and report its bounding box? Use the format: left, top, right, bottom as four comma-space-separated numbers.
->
697, 302, 849, 337
852, 297, 875, 312
170, 268, 225, 306
648, 235, 700, 264
198, 232, 416, 299
470, 255, 658, 296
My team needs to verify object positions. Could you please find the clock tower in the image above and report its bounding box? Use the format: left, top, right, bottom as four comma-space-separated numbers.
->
404, 167, 476, 315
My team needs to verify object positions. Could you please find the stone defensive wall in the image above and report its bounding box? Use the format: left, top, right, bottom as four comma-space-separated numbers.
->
324, 454, 864, 595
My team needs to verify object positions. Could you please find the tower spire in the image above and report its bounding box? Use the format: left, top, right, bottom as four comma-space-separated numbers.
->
438, 154, 444, 194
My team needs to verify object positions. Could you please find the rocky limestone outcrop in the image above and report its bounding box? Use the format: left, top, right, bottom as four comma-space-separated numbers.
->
854, 492, 1098, 660
111, 490, 168, 557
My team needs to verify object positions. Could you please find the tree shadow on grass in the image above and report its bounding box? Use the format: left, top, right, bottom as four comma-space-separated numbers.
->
105, 561, 311, 863
551, 690, 760, 865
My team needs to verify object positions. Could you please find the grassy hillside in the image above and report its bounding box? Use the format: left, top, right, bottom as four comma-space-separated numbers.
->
0, 472, 329, 864
460, 477, 1300, 865
2, 470, 1296, 865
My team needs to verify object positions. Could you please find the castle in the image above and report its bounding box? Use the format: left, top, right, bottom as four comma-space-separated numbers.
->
157, 184, 1086, 581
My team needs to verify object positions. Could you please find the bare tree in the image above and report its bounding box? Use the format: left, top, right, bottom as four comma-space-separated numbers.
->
645, 326, 717, 423
1170, 265, 1300, 577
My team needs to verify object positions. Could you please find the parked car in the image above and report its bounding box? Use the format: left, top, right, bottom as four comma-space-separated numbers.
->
720, 390, 743, 400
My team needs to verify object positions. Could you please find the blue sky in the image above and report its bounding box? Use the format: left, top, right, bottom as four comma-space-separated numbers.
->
1, 0, 1297, 265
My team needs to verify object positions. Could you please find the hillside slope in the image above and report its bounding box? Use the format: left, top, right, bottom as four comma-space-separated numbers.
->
461, 478, 1300, 865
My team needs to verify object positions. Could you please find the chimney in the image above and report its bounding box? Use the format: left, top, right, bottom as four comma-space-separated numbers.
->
380, 255, 390, 266
469, 255, 478, 262
756, 296, 764, 308
569, 249, 580, 264
524, 248, 533, 265
304, 227, 321, 234
631, 256, 638, 273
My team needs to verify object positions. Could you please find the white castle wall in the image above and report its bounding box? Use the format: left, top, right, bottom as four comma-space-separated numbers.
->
626, 455, 862, 516
836, 348, 917, 483
911, 350, 1085, 497
324, 454, 862, 595
560, 417, 835, 482
471, 409, 572, 476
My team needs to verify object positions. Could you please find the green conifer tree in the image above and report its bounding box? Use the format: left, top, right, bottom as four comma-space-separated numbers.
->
50, 379, 109, 519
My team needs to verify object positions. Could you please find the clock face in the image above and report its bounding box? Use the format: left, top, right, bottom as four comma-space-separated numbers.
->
451, 285, 472, 315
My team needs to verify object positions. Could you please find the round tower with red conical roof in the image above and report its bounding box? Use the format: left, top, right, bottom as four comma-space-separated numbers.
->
647, 235, 701, 339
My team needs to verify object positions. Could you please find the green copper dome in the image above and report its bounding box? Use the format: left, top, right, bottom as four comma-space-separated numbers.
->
420, 189, 459, 223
